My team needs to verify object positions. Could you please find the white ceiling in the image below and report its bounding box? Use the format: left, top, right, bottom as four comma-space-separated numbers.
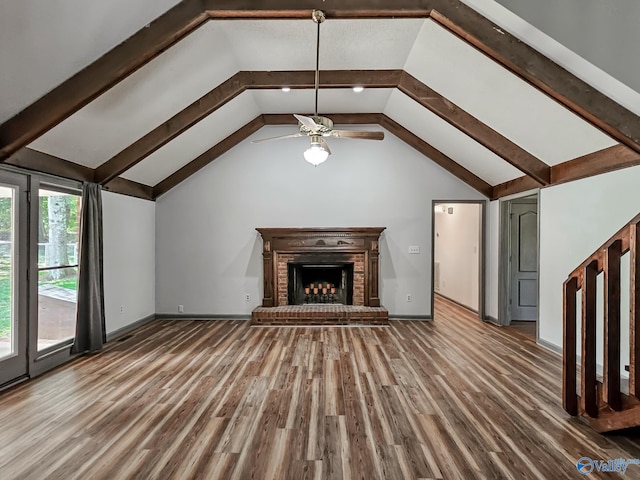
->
461, 0, 640, 116
29, 21, 241, 168
1, 3, 628, 192
215, 18, 424, 71
385, 90, 523, 185
253, 89, 394, 115
0, 0, 183, 123
404, 20, 617, 166
122, 92, 260, 185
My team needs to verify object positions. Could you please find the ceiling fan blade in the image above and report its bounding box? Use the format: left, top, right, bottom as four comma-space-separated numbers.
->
330, 130, 385, 140
251, 133, 303, 143
294, 114, 319, 130
319, 137, 332, 155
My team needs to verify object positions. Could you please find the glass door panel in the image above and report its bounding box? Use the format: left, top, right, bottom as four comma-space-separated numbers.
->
37, 189, 80, 352
0, 186, 16, 360
0, 173, 28, 386
37, 267, 78, 350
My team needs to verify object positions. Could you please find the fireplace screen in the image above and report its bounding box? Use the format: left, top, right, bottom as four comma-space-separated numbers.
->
288, 263, 354, 305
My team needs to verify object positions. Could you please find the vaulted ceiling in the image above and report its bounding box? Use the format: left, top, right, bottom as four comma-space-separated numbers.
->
2, 0, 640, 201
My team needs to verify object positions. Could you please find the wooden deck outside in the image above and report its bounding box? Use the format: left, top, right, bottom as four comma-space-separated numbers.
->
0, 296, 639, 479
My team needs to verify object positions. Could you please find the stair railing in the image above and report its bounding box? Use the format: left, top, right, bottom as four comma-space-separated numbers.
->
563, 213, 640, 427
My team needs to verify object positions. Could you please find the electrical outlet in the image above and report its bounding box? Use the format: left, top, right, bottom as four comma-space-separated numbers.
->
178, 304, 184, 313
245, 293, 251, 302
119, 305, 124, 314
406, 294, 412, 302
408, 245, 420, 254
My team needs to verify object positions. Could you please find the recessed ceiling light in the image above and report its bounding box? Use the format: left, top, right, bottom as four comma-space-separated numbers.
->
352, 86, 364, 93
281, 87, 291, 92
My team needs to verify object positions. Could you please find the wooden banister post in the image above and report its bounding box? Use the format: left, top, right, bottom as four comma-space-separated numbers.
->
581, 260, 599, 418
604, 239, 622, 411
563, 276, 579, 415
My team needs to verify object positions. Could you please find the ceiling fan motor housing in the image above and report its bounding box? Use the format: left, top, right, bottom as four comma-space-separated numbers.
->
312, 10, 325, 24
299, 116, 333, 136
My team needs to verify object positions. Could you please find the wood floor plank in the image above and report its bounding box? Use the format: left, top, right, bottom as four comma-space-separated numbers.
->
2, 298, 640, 479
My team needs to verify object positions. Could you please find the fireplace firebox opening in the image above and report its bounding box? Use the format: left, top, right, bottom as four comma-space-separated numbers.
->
288, 263, 354, 305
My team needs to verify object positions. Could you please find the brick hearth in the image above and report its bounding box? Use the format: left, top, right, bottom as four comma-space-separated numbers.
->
251, 305, 389, 326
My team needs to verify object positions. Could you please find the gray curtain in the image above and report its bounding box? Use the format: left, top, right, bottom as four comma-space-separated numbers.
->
71, 183, 105, 354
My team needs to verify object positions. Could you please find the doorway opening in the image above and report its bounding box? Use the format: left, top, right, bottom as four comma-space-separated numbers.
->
432, 200, 484, 319
499, 193, 539, 340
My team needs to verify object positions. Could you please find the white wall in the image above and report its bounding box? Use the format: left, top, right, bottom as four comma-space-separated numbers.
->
155, 126, 486, 317
539, 165, 640, 365
434, 203, 481, 311
103, 191, 156, 334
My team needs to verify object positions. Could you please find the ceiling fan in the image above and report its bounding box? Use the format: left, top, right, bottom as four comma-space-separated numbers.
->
252, 9, 385, 166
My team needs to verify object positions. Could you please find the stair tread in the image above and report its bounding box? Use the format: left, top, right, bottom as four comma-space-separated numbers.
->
590, 404, 640, 433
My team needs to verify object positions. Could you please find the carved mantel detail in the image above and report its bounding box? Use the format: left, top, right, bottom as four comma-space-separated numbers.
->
256, 227, 386, 308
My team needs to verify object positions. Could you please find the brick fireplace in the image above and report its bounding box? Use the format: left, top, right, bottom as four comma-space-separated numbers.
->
252, 227, 388, 325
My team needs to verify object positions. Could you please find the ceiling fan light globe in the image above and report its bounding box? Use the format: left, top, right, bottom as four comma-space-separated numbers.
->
304, 145, 329, 166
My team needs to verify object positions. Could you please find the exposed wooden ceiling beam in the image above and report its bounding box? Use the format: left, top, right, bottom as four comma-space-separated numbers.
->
551, 145, 640, 185
6, 148, 94, 183
379, 115, 493, 197
153, 116, 265, 199
0, 0, 208, 161
491, 144, 640, 199
208, 9, 430, 19
204, 0, 430, 19
5, 148, 153, 200
244, 70, 402, 89
96, 70, 401, 185
102, 177, 155, 201
490, 176, 540, 200
398, 72, 550, 185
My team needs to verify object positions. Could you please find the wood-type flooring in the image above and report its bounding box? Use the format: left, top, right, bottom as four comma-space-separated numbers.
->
1, 296, 640, 479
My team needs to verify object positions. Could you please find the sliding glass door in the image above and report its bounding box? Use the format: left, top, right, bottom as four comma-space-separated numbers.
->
0, 170, 83, 385
0, 171, 28, 387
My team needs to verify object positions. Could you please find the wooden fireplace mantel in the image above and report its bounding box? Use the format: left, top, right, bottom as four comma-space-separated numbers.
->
256, 227, 385, 307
